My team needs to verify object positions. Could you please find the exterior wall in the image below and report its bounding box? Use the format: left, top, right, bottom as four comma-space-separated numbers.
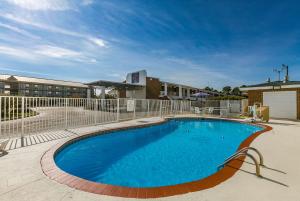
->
126, 88, 146, 99
119, 89, 126, 98
146, 77, 160, 99
247, 88, 300, 119
248, 90, 263, 106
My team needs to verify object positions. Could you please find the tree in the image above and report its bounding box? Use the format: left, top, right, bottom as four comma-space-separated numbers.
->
204, 86, 213, 91
231, 87, 241, 96
222, 86, 232, 95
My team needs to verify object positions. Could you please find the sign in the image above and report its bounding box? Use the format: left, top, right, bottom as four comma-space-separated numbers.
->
131, 72, 139, 83
127, 100, 135, 112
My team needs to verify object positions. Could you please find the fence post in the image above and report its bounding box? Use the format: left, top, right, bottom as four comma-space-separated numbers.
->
133, 99, 136, 119
117, 98, 120, 122
147, 99, 150, 117
180, 101, 183, 114
94, 99, 97, 125
159, 100, 162, 117
227, 99, 230, 114
189, 100, 192, 113
64, 98, 68, 129
21, 97, 24, 147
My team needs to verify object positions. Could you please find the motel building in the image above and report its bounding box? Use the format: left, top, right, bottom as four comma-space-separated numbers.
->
0, 74, 89, 98
88, 70, 217, 100
0, 70, 216, 100
240, 80, 300, 120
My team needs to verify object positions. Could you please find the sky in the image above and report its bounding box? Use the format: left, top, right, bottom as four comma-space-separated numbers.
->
0, 0, 300, 89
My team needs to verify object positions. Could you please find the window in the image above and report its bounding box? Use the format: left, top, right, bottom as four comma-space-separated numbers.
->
19, 83, 26, 89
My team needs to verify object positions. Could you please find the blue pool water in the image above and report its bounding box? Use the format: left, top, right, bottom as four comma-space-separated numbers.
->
55, 119, 262, 188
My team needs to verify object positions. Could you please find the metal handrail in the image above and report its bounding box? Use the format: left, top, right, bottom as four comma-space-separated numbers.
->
219, 152, 261, 177
224, 147, 264, 166
238, 147, 264, 166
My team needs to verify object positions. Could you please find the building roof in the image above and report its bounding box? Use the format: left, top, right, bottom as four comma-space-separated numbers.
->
0, 74, 89, 88
240, 80, 300, 91
87, 80, 144, 90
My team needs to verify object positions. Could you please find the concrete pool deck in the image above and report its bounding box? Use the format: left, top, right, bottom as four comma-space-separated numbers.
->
0, 116, 300, 201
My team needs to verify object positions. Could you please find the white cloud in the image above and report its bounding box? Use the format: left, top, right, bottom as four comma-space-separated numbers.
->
0, 13, 107, 47
0, 45, 36, 60
0, 44, 97, 64
0, 22, 40, 39
1, 13, 81, 37
34, 45, 97, 63
88, 37, 106, 47
5, 0, 73, 11
35, 45, 81, 58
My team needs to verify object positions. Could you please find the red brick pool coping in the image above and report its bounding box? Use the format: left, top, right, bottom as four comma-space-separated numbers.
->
40, 117, 272, 199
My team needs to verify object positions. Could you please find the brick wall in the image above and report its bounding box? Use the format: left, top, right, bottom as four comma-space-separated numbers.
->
146, 77, 161, 99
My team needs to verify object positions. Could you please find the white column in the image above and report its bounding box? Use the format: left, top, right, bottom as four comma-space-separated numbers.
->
164, 83, 168, 96
179, 85, 182, 99
187, 88, 190, 98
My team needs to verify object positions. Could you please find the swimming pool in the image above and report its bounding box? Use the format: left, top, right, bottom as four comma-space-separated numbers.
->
54, 118, 263, 188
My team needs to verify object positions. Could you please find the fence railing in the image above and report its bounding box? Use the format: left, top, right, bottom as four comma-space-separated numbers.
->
0, 96, 245, 146
0, 96, 192, 141
191, 99, 243, 117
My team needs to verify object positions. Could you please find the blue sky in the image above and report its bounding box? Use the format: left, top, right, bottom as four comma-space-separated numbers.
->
0, 0, 300, 89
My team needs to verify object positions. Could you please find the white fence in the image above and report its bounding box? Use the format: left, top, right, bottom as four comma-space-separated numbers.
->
0, 96, 192, 140
191, 99, 243, 117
